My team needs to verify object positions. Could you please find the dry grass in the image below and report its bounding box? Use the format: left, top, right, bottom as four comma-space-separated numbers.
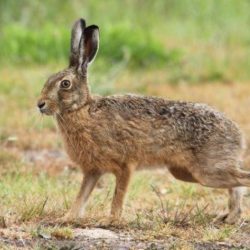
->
1, 66, 250, 248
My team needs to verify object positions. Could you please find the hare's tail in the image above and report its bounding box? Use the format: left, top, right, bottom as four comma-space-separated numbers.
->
234, 169, 250, 187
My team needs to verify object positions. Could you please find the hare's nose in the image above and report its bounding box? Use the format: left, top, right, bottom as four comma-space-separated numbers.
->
37, 100, 46, 110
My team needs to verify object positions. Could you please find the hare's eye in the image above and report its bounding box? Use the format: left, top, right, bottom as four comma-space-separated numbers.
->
60, 80, 71, 89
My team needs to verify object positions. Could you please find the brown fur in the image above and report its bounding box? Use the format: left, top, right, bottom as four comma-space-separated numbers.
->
37, 18, 249, 224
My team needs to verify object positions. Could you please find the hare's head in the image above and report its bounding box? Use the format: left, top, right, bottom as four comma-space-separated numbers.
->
37, 19, 99, 115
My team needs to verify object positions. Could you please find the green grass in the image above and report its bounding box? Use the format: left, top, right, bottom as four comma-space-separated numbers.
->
1, 0, 250, 82
202, 226, 235, 242
0, 153, 247, 247
0, 23, 175, 68
0, 153, 220, 224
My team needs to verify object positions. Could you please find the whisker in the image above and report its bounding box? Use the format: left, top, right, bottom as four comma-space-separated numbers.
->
26, 107, 43, 129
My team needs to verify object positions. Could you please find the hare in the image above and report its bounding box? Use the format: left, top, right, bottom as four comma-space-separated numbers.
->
38, 18, 250, 224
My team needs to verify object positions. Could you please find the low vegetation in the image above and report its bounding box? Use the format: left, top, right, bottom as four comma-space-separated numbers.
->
1, 0, 250, 82
1, 0, 250, 248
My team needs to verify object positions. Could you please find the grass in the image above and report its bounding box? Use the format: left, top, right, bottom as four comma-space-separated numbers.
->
1, 0, 250, 82
202, 226, 235, 242
33, 225, 74, 240
0, 23, 175, 68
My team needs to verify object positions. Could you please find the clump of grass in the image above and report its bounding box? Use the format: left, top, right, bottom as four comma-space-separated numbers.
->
50, 226, 73, 240
101, 23, 182, 68
33, 225, 73, 240
0, 168, 79, 223
0, 24, 69, 65
202, 226, 235, 242
151, 185, 212, 227
19, 197, 48, 222
0, 23, 176, 69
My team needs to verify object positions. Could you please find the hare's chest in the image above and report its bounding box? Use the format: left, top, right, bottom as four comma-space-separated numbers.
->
61, 129, 96, 166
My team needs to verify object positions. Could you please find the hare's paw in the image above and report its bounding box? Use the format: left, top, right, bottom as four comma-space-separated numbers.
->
55, 215, 73, 225
214, 212, 240, 224
98, 216, 121, 228
224, 213, 241, 224
213, 212, 228, 223
56, 212, 84, 224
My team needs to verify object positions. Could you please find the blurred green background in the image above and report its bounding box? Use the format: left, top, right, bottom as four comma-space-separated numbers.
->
1, 0, 250, 83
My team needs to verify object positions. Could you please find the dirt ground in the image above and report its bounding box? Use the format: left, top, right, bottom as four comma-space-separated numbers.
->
1, 223, 250, 249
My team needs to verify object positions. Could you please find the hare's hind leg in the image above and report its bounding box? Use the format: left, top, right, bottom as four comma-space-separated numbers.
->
216, 187, 243, 224
192, 163, 247, 224
192, 165, 241, 188
226, 187, 244, 224
233, 169, 250, 186
194, 166, 250, 188
63, 171, 101, 221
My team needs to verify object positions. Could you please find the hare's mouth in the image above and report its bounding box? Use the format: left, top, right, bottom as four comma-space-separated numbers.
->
39, 108, 54, 116
37, 99, 56, 116
38, 106, 54, 116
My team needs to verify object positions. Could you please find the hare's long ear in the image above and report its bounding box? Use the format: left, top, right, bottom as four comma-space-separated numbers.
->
69, 18, 86, 67
78, 25, 99, 73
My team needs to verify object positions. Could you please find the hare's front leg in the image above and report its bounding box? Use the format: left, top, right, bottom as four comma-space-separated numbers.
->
63, 171, 101, 221
111, 167, 133, 219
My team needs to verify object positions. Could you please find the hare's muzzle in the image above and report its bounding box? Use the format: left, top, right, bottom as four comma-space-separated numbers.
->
37, 100, 47, 113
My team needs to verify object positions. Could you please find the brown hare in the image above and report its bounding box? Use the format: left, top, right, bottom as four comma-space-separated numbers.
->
38, 18, 250, 224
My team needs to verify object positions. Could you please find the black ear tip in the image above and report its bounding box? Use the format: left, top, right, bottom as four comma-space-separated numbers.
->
73, 18, 86, 29
84, 25, 99, 36
86, 25, 99, 30
79, 18, 86, 25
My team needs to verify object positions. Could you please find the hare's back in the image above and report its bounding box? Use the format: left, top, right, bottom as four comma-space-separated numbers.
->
90, 94, 234, 124
89, 95, 243, 151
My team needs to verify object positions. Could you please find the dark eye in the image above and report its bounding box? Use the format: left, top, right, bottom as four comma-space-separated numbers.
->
60, 80, 71, 89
